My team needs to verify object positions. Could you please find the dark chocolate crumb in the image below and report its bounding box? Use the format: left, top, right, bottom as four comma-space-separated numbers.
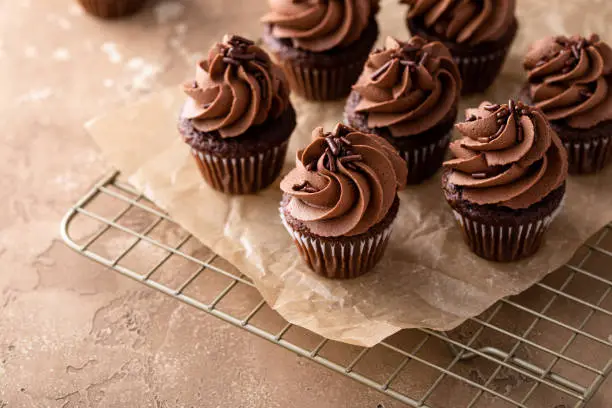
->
484, 104, 500, 112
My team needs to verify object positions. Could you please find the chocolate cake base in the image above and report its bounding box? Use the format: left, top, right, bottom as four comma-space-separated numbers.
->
262, 20, 379, 101
407, 18, 518, 95
520, 87, 612, 174
77, 0, 146, 18
178, 105, 297, 195
280, 195, 400, 279
344, 90, 457, 184
442, 170, 566, 262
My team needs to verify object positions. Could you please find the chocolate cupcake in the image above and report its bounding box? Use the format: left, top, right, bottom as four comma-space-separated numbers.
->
345, 36, 461, 184
280, 124, 407, 279
77, 0, 146, 18
442, 100, 569, 262
178, 35, 297, 195
261, 0, 380, 101
521, 34, 612, 174
401, 0, 518, 94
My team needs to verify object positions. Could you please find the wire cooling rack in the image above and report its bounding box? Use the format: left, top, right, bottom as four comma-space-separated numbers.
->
61, 171, 612, 408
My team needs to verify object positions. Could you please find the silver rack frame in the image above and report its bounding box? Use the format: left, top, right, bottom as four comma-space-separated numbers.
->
60, 171, 612, 408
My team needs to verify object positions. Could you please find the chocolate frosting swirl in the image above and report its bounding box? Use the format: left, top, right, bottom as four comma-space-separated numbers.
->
443, 101, 568, 210
352, 36, 461, 137
402, 0, 516, 45
181, 35, 290, 138
261, 0, 380, 52
524, 34, 612, 129
280, 124, 407, 237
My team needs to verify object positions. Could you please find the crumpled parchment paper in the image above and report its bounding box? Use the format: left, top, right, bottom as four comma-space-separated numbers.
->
86, 0, 612, 347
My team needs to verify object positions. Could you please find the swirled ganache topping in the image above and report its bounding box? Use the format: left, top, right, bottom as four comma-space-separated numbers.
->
443, 100, 568, 210
524, 34, 612, 129
352, 36, 461, 137
181, 34, 290, 138
261, 0, 380, 52
280, 124, 407, 237
401, 0, 516, 45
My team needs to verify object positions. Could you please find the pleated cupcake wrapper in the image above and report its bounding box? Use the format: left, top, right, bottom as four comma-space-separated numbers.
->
191, 140, 289, 195
453, 47, 510, 94
280, 213, 393, 279
399, 131, 452, 185
563, 136, 612, 174
451, 198, 564, 262
78, 0, 146, 18
279, 59, 366, 101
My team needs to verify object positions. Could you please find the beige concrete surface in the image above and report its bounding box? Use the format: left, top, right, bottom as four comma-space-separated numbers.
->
0, 1, 610, 407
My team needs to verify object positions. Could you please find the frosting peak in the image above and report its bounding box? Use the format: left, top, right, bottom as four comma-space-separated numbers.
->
402, 0, 516, 45
182, 34, 290, 138
524, 34, 612, 129
352, 36, 461, 137
280, 124, 406, 237
444, 100, 568, 209
261, 0, 379, 52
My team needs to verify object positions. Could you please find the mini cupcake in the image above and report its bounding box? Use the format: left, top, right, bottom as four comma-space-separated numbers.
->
280, 124, 407, 279
77, 0, 146, 18
521, 34, 612, 174
442, 100, 569, 262
178, 35, 297, 195
401, 0, 518, 94
345, 36, 462, 184
261, 0, 380, 101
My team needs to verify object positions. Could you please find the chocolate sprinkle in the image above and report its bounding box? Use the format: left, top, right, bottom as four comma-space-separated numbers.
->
401, 45, 419, 54
571, 45, 580, 60
227, 48, 256, 61
325, 149, 337, 172
466, 114, 477, 122
222, 57, 240, 66
228, 35, 254, 46
516, 126, 524, 143
339, 154, 363, 163
293, 180, 318, 193
292, 181, 308, 191
326, 137, 340, 155
484, 104, 500, 112
419, 51, 429, 66
370, 60, 393, 81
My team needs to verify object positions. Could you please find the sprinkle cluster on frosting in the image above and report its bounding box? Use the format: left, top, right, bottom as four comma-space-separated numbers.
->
352, 36, 461, 137
182, 34, 290, 138
261, 0, 380, 52
524, 34, 612, 129
280, 124, 407, 237
443, 100, 568, 210
402, 0, 516, 45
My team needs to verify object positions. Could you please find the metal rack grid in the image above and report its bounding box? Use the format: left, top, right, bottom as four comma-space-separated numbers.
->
61, 171, 612, 408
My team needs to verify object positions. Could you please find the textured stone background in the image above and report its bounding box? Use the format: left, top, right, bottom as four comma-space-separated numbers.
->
0, 0, 611, 407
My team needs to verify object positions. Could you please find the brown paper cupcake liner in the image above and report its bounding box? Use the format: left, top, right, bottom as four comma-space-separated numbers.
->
563, 136, 612, 174
398, 131, 452, 184
451, 199, 564, 262
279, 59, 365, 101
77, 0, 146, 18
191, 140, 289, 195
452, 48, 511, 94
280, 213, 393, 279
